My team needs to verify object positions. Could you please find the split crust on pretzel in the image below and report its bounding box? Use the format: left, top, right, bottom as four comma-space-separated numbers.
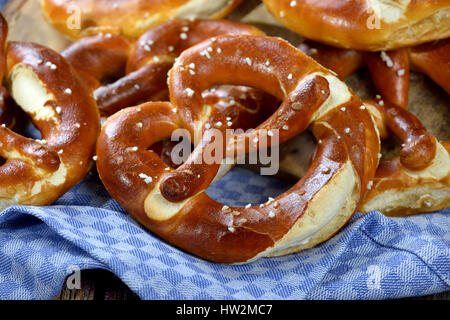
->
40, 0, 243, 39
263, 0, 450, 51
0, 14, 100, 211
96, 35, 380, 263
62, 19, 265, 116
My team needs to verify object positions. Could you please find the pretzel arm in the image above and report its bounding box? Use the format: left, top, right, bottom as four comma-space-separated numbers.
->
0, 125, 60, 172
160, 37, 332, 202
409, 38, 450, 95
94, 62, 173, 116
297, 40, 364, 80
63, 19, 266, 118
62, 33, 133, 89
360, 100, 450, 216
363, 49, 410, 109
383, 102, 436, 171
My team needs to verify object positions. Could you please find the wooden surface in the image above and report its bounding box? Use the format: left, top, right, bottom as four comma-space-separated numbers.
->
53, 270, 139, 300
3, 0, 449, 300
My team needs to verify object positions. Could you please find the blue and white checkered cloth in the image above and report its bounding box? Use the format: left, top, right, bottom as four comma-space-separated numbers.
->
0, 0, 449, 300
0, 168, 449, 299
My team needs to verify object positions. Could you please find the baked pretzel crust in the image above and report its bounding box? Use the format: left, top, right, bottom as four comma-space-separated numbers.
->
40, 0, 243, 39
263, 0, 450, 51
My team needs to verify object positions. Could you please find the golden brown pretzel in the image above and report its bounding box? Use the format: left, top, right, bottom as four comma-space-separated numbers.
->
62, 19, 266, 116
0, 14, 100, 211
263, 0, 450, 51
298, 40, 450, 216
96, 34, 380, 263
40, 0, 243, 39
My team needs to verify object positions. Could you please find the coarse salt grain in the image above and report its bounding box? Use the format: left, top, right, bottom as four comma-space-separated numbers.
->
138, 173, 153, 184
184, 88, 195, 97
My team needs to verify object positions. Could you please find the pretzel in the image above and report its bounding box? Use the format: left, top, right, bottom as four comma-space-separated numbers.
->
62, 19, 265, 116
0, 14, 100, 211
40, 0, 243, 39
96, 34, 380, 263
263, 0, 450, 51
298, 40, 450, 216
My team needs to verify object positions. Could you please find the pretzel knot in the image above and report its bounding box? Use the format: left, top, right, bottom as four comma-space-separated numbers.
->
0, 14, 100, 211
96, 35, 380, 263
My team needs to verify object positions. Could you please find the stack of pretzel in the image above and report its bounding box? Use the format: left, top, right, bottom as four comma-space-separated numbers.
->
0, 0, 447, 263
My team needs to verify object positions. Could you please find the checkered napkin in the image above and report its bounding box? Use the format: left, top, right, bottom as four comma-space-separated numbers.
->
0, 167, 449, 300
